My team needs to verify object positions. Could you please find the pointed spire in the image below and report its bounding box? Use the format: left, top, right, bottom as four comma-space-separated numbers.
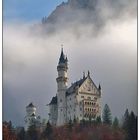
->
59, 46, 65, 64
87, 70, 90, 77
83, 71, 85, 79
98, 83, 101, 90
65, 55, 68, 63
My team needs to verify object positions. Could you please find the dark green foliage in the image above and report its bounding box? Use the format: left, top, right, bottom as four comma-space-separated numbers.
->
17, 127, 25, 140
96, 116, 102, 125
43, 121, 53, 139
27, 124, 39, 140
128, 112, 137, 140
122, 109, 137, 140
80, 119, 86, 127
122, 109, 129, 130
68, 119, 73, 131
102, 104, 112, 125
112, 117, 119, 129
73, 115, 77, 124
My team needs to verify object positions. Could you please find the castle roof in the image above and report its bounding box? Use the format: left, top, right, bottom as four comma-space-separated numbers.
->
26, 102, 36, 108
98, 83, 101, 90
66, 77, 86, 96
66, 73, 99, 96
31, 113, 36, 117
49, 96, 57, 105
59, 48, 68, 64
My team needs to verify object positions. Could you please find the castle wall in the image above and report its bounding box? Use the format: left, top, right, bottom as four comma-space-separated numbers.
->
49, 104, 58, 125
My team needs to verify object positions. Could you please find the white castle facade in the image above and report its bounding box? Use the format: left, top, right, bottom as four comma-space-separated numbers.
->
48, 49, 102, 126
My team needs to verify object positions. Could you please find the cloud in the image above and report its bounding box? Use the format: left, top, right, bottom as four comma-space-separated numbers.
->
3, 16, 137, 126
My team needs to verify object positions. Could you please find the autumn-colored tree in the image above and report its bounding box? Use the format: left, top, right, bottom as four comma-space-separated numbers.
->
3, 121, 17, 140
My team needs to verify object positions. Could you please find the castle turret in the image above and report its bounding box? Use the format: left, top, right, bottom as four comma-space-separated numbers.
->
98, 83, 102, 96
24, 103, 40, 130
56, 48, 68, 126
26, 103, 36, 117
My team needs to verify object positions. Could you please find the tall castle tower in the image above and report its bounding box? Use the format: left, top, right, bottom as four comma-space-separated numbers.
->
56, 48, 68, 126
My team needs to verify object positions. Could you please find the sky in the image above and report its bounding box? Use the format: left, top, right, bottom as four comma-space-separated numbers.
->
3, 0, 67, 22
3, 0, 137, 126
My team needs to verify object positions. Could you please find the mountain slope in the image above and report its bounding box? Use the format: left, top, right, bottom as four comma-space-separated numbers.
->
42, 0, 136, 27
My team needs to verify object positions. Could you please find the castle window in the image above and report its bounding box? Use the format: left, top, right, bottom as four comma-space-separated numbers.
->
93, 103, 96, 106
88, 87, 91, 91
94, 97, 97, 100
80, 108, 82, 111
61, 109, 62, 111
81, 96, 84, 98
60, 99, 62, 102
70, 98, 71, 100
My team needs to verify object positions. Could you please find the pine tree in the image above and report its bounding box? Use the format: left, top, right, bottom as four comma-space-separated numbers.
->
112, 117, 119, 129
122, 109, 137, 140
128, 111, 137, 140
102, 104, 112, 125
27, 124, 40, 140
122, 109, 129, 130
96, 116, 102, 125
43, 121, 53, 139
17, 127, 25, 140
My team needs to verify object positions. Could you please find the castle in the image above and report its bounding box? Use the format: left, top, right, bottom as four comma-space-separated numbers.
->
48, 49, 102, 126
